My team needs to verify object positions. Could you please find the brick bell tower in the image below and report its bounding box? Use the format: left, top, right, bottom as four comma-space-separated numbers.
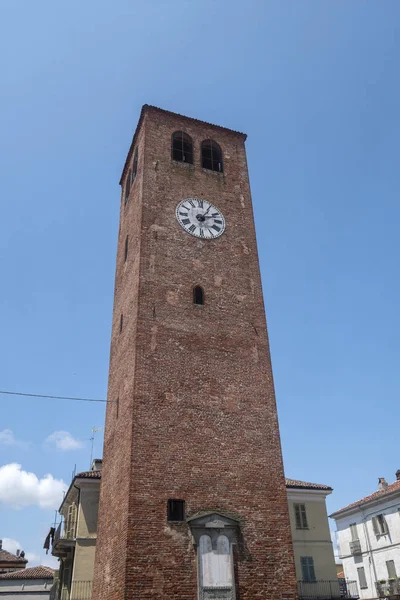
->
93, 105, 297, 600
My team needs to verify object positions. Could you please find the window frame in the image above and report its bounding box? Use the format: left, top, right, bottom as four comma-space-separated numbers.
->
201, 139, 223, 173
294, 503, 309, 530
372, 514, 389, 536
171, 131, 194, 164
300, 556, 316, 583
357, 567, 368, 589
167, 499, 185, 523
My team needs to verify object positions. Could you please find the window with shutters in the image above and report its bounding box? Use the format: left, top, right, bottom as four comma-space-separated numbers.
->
201, 140, 223, 172
171, 132, 193, 164
372, 514, 389, 536
301, 557, 316, 582
386, 560, 397, 579
350, 523, 359, 540
167, 499, 185, 522
294, 503, 308, 529
357, 567, 368, 589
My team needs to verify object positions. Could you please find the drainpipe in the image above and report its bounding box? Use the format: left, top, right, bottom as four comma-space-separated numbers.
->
361, 509, 378, 595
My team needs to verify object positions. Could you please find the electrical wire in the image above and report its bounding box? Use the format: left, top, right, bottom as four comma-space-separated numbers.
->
0, 390, 112, 403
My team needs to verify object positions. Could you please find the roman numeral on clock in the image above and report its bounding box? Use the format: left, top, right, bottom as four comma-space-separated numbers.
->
212, 225, 221, 232
188, 199, 195, 208
188, 224, 196, 233
197, 199, 204, 208
182, 218, 190, 225
179, 212, 188, 217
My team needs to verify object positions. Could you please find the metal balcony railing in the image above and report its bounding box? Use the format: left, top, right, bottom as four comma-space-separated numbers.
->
349, 540, 362, 555
376, 578, 400, 599
298, 579, 359, 599
60, 581, 93, 600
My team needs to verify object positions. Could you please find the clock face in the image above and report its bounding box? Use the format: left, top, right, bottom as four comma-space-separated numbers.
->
175, 198, 225, 239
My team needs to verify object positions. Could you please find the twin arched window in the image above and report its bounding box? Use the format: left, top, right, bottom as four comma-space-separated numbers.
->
172, 132, 223, 173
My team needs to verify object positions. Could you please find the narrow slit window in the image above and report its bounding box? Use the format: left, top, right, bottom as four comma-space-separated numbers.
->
124, 235, 129, 262
193, 286, 204, 305
132, 148, 138, 181
201, 140, 223, 172
125, 170, 131, 203
167, 499, 185, 522
119, 314, 123, 333
171, 131, 193, 164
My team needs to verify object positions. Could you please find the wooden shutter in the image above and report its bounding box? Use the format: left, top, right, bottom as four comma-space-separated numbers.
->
372, 516, 379, 536
350, 523, 359, 541
357, 567, 367, 589
300, 504, 308, 528
294, 505, 302, 529
387, 560, 397, 579
301, 557, 315, 582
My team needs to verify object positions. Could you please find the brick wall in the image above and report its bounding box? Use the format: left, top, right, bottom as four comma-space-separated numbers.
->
93, 106, 297, 600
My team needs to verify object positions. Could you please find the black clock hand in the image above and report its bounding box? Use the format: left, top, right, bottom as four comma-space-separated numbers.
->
203, 204, 212, 216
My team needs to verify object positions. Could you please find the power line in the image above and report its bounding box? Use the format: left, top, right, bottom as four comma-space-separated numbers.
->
0, 390, 111, 403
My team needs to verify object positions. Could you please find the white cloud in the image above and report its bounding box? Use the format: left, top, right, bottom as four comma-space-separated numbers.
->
0, 430, 28, 448
2, 538, 21, 555
45, 431, 84, 451
0, 463, 67, 509
25, 552, 41, 565
41, 554, 59, 569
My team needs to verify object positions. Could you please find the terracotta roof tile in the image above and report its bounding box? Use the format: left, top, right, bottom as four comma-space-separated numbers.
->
0, 550, 27, 564
75, 470, 102, 479
0, 566, 54, 580
285, 478, 332, 491
331, 479, 400, 517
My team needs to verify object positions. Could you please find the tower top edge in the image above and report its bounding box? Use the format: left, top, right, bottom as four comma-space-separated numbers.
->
119, 104, 247, 185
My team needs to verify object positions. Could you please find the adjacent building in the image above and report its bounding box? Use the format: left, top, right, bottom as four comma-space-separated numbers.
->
331, 470, 400, 600
50, 460, 101, 600
0, 566, 54, 600
0, 545, 27, 575
50, 461, 349, 600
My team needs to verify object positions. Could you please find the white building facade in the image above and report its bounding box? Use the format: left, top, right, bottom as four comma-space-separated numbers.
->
331, 472, 400, 600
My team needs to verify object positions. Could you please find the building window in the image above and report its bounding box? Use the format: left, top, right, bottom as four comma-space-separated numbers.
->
125, 170, 131, 203
167, 499, 185, 522
372, 514, 389, 536
300, 557, 316, 582
386, 560, 397, 579
124, 235, 128, 262
201, 139, 223, 172
357, 567, 368, 589
350, 523, 359, 541
119, 314, 123, 333
193, 285, 204, 305
132, 148, 138, 181
294, 503, 308, 529
171, 131, 193, 164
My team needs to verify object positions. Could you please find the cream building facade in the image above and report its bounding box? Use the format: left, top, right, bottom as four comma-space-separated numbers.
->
50, 460, 101, 600
286, 479, 338, 583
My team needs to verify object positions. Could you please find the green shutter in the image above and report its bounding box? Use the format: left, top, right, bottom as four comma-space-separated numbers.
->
357, 567, 367, 589
387, 560, 397, 579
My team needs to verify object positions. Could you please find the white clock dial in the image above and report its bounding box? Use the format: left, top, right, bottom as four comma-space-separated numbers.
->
175, 198, 226, 239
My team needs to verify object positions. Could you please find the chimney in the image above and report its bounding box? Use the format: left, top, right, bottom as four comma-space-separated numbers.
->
0, 540, 2, 550
91, 458, 102, 472
16, 550, 20, 557
378, 477, 388, 491
396, 470, 400, 481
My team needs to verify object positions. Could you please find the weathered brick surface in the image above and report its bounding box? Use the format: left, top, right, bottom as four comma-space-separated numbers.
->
93, 106, 297, 600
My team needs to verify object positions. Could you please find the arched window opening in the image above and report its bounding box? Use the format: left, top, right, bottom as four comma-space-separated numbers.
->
201, 140, 223, 172
125, 170, 131, 203
193, 286, 204, 305
119, 314, 123, 333
132, 148, 138, 182
124, 235, 129, 262
172, 131, 193, 164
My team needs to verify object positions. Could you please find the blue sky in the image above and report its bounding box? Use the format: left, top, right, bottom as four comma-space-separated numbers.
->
1, 0, 399, 565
